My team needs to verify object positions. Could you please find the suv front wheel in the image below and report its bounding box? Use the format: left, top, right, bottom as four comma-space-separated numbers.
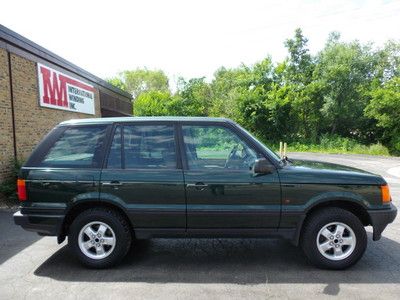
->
301, 207, 367, 269
69, 207, 132, 268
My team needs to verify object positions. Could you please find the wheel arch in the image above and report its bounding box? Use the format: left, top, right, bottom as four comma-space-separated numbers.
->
59, 200, 133, 243
305, 199, 371, 226
292, 199, 371, 246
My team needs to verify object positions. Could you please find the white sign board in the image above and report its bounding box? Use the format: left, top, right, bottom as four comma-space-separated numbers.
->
37, 63, 95, 115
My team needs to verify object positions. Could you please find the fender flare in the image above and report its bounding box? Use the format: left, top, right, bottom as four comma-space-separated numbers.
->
290, 193, 370, 246
58, 192, 130, 243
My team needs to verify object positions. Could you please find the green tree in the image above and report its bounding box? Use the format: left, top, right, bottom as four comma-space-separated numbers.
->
106, 77, 127, 91
105, 29, 400, 155
134, 90, 176, 116
270, 29, 322, 141
112, 69, 170, 99
284, 28, 314, 84
211, 64, 254, 120
373, 41, 400, 83
315, 37, 377, 139
210, 59, 276, 141
176, 77, 213, 116
365, 76, 400, 153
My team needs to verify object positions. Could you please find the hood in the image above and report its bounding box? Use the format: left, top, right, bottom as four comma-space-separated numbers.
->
279, 159, 386, 185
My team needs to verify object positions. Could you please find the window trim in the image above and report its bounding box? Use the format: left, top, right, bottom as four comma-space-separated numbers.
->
103, 124, 122, 169
104, 121, 180, 171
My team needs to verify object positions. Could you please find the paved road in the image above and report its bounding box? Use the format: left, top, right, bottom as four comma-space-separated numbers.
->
0, 153, 399, 300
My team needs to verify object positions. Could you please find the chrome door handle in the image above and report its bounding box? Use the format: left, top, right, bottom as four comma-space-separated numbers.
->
102, 181, 123, 186
186, 183, 208, 187
186, 182, 208, 190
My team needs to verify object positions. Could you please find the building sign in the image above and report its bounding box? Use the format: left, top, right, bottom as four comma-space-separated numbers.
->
37, 63, 95, 115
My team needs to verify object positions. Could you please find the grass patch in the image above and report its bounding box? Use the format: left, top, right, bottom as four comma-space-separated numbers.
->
286, 142, 390, 155
267, 134, 391, 156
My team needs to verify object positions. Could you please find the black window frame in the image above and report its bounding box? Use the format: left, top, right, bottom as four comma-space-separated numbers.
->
104, 121, 181, 170
105, 125, 123, 169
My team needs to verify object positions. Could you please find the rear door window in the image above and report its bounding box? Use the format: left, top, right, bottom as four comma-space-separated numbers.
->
106, 124, 177, 169
41, 126, 107, 168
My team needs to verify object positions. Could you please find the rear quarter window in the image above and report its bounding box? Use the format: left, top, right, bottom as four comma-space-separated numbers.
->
39, 125, 107, 168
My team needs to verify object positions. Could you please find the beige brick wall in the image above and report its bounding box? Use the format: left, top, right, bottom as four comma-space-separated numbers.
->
0, 50, 102, 184
11, 53, 101, 162
0, 49, 14, 181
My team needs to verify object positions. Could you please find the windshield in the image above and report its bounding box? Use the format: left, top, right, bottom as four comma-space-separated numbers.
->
235, 124, 281, 163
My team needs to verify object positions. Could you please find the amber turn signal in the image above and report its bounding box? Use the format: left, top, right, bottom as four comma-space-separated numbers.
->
381, 184, 391, 203
17, 179, 27, 201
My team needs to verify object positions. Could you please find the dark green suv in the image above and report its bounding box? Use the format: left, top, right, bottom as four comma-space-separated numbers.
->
14, 117, 397, 269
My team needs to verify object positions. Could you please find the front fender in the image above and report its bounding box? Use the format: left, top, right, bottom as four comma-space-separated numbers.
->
303, 191, 370, 212
281, 186, 374, 246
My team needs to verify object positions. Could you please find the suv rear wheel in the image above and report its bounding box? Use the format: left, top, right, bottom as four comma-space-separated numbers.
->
69, 207, 132, 268
301, 207, 367, 269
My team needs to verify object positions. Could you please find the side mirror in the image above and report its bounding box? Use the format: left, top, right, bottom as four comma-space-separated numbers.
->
253, 158, 275, 175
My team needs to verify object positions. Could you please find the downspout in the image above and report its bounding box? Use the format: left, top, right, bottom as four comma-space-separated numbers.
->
7, 51, 17, 160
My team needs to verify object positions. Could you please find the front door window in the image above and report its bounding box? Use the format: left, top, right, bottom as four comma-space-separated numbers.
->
182, 125, 258, 171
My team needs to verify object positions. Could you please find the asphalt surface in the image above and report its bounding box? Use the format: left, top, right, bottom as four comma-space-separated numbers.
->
0, 153, 399, 300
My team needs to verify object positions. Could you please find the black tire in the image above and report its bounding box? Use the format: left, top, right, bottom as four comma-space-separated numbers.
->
68, 207, 132, 268
301, 207, 367, 270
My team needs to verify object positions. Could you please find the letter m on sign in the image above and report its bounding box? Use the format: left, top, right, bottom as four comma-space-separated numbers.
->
40, 66, 68, 107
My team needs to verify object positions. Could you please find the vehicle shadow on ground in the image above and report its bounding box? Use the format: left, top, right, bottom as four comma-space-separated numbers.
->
34, 233, 400, 293
0, 210, 42, 265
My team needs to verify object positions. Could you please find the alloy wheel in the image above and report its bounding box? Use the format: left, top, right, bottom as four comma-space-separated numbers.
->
316, 222, 356, 261
78, 221, 116, 260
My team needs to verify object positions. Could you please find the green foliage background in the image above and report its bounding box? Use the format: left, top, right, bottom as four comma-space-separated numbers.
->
107, 29, 400, 155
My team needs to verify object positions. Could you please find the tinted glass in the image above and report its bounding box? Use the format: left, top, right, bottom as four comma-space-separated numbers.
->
123, 125, 176, 169
107, 126, 122, 169
182, 125, 258, 170
41, 126, 106, 168
236, 124, 281, 162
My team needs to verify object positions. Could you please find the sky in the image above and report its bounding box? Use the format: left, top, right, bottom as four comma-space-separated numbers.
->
1, 0, 400, 85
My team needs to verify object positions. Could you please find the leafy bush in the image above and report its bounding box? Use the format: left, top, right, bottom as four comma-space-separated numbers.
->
0, 159, 23, 203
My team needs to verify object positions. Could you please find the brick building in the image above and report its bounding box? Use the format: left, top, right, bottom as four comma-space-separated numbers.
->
0, 25, 132, 182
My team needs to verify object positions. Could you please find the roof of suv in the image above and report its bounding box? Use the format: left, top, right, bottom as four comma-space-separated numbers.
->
59, 116, 234, 126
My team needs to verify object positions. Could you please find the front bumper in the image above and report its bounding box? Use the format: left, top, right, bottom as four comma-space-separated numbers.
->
13, 210, 64, 236
368, 203, 397, 241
